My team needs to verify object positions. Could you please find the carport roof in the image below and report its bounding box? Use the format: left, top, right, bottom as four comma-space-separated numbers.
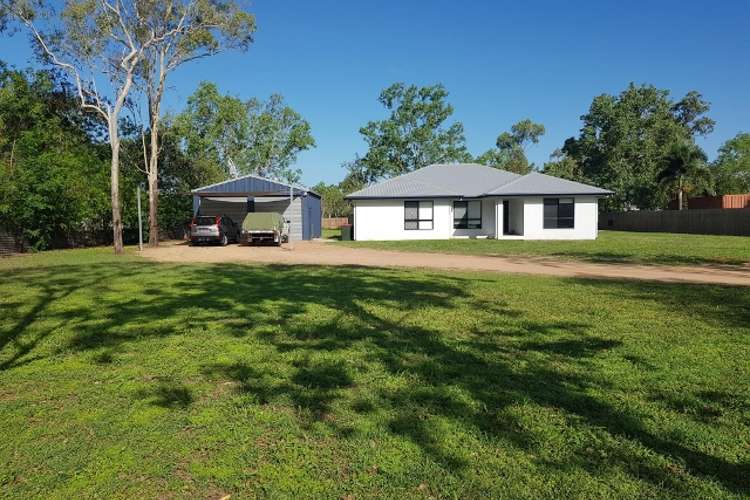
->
192, 173, 319, 198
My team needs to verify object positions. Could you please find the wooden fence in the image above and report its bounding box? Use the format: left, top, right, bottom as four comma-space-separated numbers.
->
669, 194, 750, 210
600, 208, 750, 236
322, 217, 349, 229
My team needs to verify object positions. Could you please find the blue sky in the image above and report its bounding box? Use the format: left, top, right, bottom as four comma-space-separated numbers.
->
2, 0, 749, 186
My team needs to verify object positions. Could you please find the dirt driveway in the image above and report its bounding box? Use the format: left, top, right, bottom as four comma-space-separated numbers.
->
141, 240, 750, 286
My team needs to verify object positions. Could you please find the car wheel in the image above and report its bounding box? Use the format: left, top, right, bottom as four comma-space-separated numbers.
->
221, 234, 228, 246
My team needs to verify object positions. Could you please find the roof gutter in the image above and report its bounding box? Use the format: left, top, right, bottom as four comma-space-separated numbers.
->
347, 192, 613, 200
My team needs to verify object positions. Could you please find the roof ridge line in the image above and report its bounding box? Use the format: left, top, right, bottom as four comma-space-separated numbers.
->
481, 171, 527, 195
192, 172, 314, 194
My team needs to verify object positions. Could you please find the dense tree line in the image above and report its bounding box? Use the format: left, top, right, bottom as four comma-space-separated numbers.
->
2, 0, 256, 253
0, 63, 212, 249
0, 65, 111, 249
0, 61, 316, 250
542, 84, 716, 210
345, 82, 750, 212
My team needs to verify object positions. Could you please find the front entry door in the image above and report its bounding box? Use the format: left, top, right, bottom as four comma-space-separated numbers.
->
503, 200, 510, 235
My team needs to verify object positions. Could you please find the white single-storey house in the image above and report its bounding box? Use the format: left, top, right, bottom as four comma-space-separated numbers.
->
346, 163, 612, 241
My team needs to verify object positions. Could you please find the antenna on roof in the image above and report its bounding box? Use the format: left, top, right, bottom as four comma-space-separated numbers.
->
228, 157, 240, 179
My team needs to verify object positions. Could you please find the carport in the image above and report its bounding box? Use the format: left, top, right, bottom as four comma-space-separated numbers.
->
192, 174, 321, 241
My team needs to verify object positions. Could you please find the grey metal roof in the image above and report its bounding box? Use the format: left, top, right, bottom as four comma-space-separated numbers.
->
346, 163, 521, 199
346, 163, 612, 199
485, 171, 613, 196
193, 173, 320, 198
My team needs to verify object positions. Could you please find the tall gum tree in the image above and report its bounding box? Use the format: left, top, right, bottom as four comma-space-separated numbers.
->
6, 0, 181, 253
476, 119, 545, 174
356, 83, 471, 182
137, 0, 254, 247
174, 83, 314, 185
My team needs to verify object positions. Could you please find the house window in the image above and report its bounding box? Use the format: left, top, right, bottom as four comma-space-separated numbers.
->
543, 198, 575, 228
453, 200, 482, 229
404, 201, 433, 230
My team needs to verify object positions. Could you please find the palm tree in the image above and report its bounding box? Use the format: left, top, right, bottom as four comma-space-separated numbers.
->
658, 142, 714, 210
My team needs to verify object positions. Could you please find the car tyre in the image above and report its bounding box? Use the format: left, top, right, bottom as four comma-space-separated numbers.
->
221, 234, 228, 246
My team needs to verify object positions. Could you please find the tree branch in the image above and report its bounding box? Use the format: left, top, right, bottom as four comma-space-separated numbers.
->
18, 13, 109, 121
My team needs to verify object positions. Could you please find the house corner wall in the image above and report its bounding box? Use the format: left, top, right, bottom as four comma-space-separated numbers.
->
353, 199, 452, 241
521, 196, 599, 240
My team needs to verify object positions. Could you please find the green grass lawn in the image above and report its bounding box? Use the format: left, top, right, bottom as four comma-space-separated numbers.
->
340, 230, 750, 266
1, 248, 749, 498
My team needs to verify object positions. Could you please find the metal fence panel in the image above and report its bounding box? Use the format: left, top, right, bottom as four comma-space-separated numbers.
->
601, 209, 750, 236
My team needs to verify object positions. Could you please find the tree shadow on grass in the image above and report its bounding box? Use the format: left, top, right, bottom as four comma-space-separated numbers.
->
135, 380, 194, 409
540, 250, 749, 267
202, 358, 354, 421
1, 261, 749, 493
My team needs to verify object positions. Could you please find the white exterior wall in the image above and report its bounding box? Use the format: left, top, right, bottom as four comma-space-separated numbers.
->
520, 196, 599, 240
353, 199, 453, 241
353, 196, 600, 241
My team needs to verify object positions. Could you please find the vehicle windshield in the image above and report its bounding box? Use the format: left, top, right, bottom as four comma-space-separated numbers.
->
195, 216, 218, 225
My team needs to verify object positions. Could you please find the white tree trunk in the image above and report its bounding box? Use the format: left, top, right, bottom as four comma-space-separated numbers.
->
147, 50, 168, 248
147, 121, 159, 247
109, 121, 124, 254
109, 62, 137, 254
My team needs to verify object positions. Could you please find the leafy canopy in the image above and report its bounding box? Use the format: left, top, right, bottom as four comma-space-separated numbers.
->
712, 132, 750, 194
476, 119, 545, 174
175, 82, 314, 184
174, 81, 249, 177
0, 64, 109, 249
311, 182, 350, 218
245, 94, 315, 184
0, 61, 211, 248
354, 82, 471, 182
657, 141, 713, 207
559, 83, 715, 210
542, 149, 585, 181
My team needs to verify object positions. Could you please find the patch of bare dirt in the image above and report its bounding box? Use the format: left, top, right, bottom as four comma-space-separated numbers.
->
141, 240, 750, 286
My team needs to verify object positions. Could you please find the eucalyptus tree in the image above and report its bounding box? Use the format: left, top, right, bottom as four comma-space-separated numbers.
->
356, 83, 470, 182
476, 119, 545, 174
5, 0, 171, 252
244, 94, 315, 184
175, 83, 314, 184
311, 182, 350, 218
137, 0, 254, 247
560, 84, 714, 210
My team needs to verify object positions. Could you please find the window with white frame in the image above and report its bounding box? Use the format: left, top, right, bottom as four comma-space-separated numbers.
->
404, 201, 433, 230
453, 200, 482, 229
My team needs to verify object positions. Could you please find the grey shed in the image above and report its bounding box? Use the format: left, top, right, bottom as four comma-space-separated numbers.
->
192, 174, 321, 241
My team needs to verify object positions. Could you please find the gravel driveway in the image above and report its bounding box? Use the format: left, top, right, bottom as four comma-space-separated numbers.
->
141, 240, 750, 286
